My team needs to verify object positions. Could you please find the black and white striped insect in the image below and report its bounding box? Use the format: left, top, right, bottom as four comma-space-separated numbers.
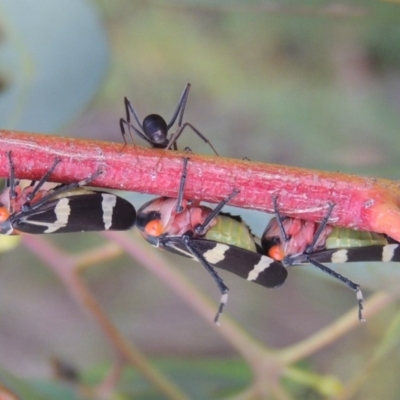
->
135, 158, 287, 323
119, 83, 218, 154
262, 197, 400, 321
0, 152, 136, 235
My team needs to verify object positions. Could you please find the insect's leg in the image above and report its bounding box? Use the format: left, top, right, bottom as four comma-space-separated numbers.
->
167, 83, 191, 129
165, 122, 219, 156
119, 118, 132, 149
304, 203, 335, 254
307, 257, 364, 322
182, 234, 229, 324
271, 195, 290, 243
26, 158, 62, 202
120, 118, 153, 145
21, 168, 103, 213
119, 97, 154, 153
6, 152, 16, 199
195, 189, 239, 235
176, 157, 190, 213
120, 99, 152, 141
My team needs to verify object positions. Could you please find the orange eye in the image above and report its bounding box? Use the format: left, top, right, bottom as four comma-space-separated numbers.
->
0, 207, 10, 222
145, 220, 164, 237
268, 245, 285, 261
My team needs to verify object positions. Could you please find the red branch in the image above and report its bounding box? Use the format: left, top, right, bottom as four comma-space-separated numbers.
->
1, 129, 400, 241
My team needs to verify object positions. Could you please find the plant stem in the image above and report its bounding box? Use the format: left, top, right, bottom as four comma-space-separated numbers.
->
2, 129, 400, 240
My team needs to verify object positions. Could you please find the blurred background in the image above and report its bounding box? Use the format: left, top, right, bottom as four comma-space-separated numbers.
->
0, 0, 400, 398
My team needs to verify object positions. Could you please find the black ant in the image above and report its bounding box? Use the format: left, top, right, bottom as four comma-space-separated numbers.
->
119, 83, 218, 155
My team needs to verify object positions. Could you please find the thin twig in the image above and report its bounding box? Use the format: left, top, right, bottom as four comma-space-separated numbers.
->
1, 130, 400, 240
21, 235, 189, 400
278, 292, 395, 364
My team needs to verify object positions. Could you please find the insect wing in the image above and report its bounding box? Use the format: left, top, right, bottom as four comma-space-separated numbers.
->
10, 192, 136, 234
302, 244, 400, 265
167, 238, 288, 288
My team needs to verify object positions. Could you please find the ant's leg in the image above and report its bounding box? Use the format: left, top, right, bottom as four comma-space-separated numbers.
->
166, 122, 219, 156
166, 83, 191, 129
120, 97, 152, 146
